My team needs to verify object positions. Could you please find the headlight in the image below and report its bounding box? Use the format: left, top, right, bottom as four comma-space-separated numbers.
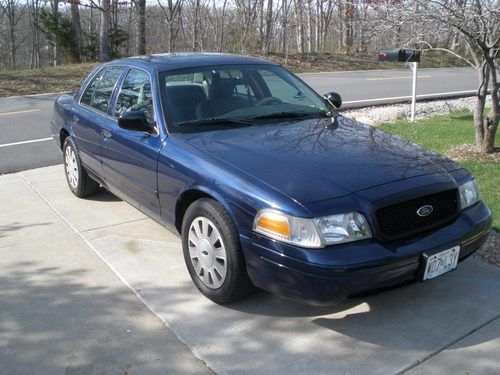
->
458, 179, 480, 209
253, 209, 322, 248
253, 209, 372, 248
315, 212, 372, 245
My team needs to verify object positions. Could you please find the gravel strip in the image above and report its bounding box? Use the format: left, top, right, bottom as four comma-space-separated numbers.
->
474, 232, 500, 268
342, 96, 491, 125
343, 96, 499, 268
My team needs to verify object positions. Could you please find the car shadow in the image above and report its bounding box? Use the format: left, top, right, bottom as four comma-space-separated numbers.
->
204, 259, 500, 351
82, 189, 121, 203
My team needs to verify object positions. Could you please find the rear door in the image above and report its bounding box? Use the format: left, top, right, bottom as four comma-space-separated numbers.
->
73, 66, 125, 175
100, 67, 162, 219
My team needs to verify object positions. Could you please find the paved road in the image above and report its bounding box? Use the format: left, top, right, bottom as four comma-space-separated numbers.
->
302, 66, 477, 106
0, 67, 477, 174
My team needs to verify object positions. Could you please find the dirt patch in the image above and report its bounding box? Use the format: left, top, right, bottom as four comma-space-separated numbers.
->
0, 51, 469, 97
448, 144, 500, 162
474, 232, 500, 268
262, 51, 468, 73
0, 63, 98, 97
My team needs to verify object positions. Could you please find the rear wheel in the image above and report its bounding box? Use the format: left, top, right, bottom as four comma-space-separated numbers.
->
182, 198, 254, 304
63, 137, 100, 197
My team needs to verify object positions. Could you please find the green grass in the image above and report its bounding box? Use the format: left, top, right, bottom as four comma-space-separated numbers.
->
380, 109, 499, 231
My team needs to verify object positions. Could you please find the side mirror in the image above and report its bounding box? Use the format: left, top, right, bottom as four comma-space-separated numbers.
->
118, 111, 154, 133
323, 92, 342, 108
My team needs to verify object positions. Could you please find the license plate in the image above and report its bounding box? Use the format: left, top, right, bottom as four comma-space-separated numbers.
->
423, 246, 460, 281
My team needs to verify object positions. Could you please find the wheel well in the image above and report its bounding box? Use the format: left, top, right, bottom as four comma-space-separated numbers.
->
60, 129, 70, 150
175, 190, 212, 233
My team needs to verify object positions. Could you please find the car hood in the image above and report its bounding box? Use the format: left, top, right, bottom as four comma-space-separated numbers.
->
181, 116, 461, 204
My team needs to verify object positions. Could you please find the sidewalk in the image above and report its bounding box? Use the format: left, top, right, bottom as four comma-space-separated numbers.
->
0, 169, 212, 375
1, 165, 499, 374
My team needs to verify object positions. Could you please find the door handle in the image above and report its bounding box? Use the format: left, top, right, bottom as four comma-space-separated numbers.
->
101, 130, 112, 138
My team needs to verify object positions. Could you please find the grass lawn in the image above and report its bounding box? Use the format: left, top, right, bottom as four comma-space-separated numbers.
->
380, 110, 499, 231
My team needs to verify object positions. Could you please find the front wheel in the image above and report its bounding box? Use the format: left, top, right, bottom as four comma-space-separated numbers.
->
63, 137, 100, 197
181, 198, 254, 304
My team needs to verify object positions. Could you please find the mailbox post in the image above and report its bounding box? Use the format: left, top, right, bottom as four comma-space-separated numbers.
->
378, 49, 421, 122
410, 61, 417, 122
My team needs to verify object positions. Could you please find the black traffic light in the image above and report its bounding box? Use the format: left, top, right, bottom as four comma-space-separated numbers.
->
378, 49, 421, 63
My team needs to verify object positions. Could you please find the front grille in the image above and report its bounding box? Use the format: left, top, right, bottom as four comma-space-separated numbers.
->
375, 189, 459, 240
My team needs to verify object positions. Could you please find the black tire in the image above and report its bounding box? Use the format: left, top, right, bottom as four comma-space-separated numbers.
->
63, 137, 100, 198
181, 198, 254, 304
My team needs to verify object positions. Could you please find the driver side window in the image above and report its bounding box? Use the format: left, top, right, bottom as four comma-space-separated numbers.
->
258, 69, 314, 107
115, 68, 154, 122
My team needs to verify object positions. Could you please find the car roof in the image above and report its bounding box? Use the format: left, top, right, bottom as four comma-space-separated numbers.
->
111, 53, 279, 72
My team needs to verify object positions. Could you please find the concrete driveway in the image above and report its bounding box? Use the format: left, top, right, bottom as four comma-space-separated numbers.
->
1, 165, 499, 374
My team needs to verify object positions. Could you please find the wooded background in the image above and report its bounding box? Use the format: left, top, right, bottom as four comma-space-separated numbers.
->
1, 0, 497, 153
0, 0, 486, 70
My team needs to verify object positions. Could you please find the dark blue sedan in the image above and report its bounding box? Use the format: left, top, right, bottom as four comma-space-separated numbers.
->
51, 53, 492, 305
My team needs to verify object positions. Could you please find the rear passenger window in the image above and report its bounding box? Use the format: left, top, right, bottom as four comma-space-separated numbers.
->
80, 66, 124, 113
80, 70, 103, 107
115, 69, 154, 122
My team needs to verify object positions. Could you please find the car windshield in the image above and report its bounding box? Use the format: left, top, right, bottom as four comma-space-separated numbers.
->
159, 65, 333, 132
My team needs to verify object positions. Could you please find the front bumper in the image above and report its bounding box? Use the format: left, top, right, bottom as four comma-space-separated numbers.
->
241, 201, 492, 306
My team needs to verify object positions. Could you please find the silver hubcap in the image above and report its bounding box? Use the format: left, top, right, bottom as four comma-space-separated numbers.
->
188, 217, 227, 289
65, 145, 79, 189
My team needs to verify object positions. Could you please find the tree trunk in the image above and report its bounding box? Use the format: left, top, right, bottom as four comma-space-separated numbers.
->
99, 0, 110, 61
281, 0, 288, 53
263, 0, 273, 54
136, 0, 146, 54
481, 56, 499, 153
70, 1, 83, 62
51, 0, 59, 66
294, 0, 305, 54
473, 55, 499, 154
218, 0, 228, 52
306, 0, 312, 54
192, 0, 200, 51
28, 0, 41, 69
9, 10, 17, 69
474, 63, 488, 151
258, 0, 264, 52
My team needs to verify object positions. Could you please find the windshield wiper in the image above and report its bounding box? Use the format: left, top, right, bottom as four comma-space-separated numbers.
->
250, 111, 329, 120
176, 117, 255, 127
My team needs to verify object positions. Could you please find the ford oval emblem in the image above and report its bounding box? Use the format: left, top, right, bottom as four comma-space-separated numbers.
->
417, 205, 434, 217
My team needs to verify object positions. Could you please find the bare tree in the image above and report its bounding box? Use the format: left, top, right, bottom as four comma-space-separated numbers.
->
157, 0, 183, 52
0, 0, 27, 68
99, 0, 110, 60
375, 0, 499, 154
70, 0, 84, 62
27, 0, 41, 68
234, 0, 260, 52
134, 0, 146, 54
293, 0, 305, 53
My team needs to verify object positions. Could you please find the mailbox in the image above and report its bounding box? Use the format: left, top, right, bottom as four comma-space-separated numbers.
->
400, 49, 420, 62
377, 49, 401, 62
378, 49, 421, 63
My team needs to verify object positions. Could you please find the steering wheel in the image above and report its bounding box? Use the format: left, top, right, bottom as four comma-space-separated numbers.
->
255, 96, 283, 106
